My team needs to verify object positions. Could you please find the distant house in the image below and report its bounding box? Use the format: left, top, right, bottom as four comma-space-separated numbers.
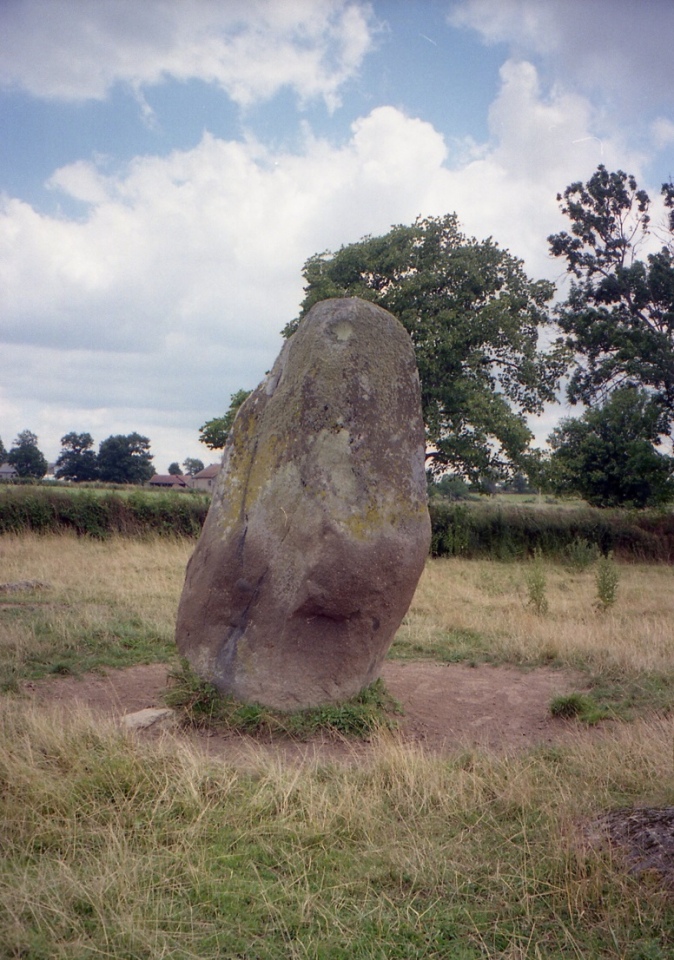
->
191, 464, 220, 491
0, 462, 18, 480
147, 473, 189, 489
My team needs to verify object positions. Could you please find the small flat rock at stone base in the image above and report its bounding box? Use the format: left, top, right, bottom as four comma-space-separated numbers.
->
121, 707, 177, 731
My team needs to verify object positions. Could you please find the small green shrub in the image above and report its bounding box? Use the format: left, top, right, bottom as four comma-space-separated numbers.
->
164, 659, 402, 738
564, 536, 600, 571
595, 552, 620, 610
549, 692, 610, 724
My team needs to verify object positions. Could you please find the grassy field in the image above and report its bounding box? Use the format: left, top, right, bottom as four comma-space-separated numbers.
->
2, 533, 674, 957
0, 535, 189, 689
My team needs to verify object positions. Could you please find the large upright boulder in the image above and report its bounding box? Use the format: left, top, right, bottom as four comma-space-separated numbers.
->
175, 297, 430, 709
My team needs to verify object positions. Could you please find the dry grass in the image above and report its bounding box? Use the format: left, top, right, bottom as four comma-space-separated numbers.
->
5, 535, 673, 681
397, 557, 674, 678
1, 700, 673, 958
0, 533, 192, 687
0, 531, 191, 616
2, 533, 674, 956
3, 534, 674, 714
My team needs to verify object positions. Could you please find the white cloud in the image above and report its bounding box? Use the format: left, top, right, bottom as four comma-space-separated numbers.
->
419, 59, 645, 279
449, 0, 674, 117
0, 0, 375, 109
0, 56, 651, 469
653, 117, 674, 150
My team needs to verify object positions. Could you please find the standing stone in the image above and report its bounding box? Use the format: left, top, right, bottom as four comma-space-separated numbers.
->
175, 297, 431, 709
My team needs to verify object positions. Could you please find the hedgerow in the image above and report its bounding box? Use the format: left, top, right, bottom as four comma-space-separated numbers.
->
0, 487, 209, 538
428, 501, 674, 562
2, 486, 674, 561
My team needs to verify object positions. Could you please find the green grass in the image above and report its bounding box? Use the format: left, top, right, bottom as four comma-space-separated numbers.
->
582, 672, 674, 722
164, 659, 403, 739
0, 593, 176, 691
389, 626, 496, 665
549, 692, 611, 724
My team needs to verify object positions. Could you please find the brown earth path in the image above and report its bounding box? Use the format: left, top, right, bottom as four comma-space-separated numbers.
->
21, 660, 597, 763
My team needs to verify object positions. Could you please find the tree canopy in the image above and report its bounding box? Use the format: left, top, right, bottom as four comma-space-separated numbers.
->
286, 214, 566, 480
546, 387, 674, 508
183, 457, 205, 477
8, 430, 48, 479
199, 389, 252, 450
0, 435, 6, 463
97, 433, 154, 484
55, 432, 99, 482
549, 165, 674, 433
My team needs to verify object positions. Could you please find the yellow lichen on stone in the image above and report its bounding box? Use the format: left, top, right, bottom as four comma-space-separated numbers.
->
333, 319, 354, 341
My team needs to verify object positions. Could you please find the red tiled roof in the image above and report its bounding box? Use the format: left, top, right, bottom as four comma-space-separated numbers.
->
193, 464, 220, 479
148, 474, 188, 487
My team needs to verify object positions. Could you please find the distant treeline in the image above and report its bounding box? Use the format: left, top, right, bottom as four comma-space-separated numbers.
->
2, 487, 674, 562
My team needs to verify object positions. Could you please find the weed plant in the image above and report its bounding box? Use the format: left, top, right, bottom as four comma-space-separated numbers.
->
596, 552, 620, 610
564, 536, 600, 571
525, 548, 549, 615
165, 659, 402, 738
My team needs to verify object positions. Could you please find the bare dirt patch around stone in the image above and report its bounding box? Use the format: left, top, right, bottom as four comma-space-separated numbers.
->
22, 660, 597, 763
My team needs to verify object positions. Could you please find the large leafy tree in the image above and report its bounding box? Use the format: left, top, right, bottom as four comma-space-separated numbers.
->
546, 387, 674, 508
286, 214, 566, 480
8, 430, 48, 479
549, 165, 674, 430
199, 389, 252, 450
0, 436, 6, 463
97, 433, 154, 484
183, 457, 205, 476
55, 432, 99, 482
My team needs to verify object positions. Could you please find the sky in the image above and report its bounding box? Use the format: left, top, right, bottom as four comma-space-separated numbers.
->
1, 0, 673, 473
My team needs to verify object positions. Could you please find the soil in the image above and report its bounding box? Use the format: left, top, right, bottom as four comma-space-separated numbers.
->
22, 659, 595, 763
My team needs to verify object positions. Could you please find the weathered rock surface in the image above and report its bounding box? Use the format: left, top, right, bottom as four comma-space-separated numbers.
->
175, 297, 431, 709
121, 707, 177, 732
